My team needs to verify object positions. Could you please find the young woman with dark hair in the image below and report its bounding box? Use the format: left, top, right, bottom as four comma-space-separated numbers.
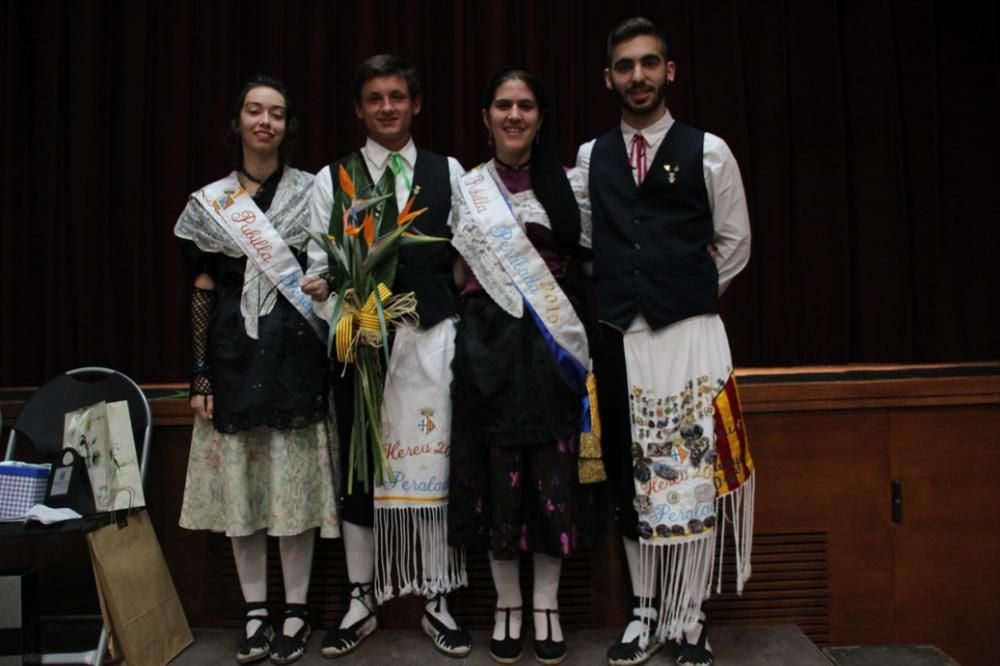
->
174, 75, 338, 665
448, 68, 595, 666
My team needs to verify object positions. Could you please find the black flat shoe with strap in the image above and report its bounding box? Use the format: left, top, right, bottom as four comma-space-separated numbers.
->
236, 602, 273, 664
532, 608, 567, 665
269, 604, 310, 665
489, 606, 523, 664
675, 617, 712, 666
607, 596, 663, 666
421, 594, 472, 658
320, 581, 377, 658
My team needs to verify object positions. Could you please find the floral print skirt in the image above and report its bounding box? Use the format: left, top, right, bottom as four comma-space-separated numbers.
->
179, 415, 340, 538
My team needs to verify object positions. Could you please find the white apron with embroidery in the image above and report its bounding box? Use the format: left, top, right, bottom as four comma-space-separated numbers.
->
372, 315, 465, 603
624, 314, 754, 643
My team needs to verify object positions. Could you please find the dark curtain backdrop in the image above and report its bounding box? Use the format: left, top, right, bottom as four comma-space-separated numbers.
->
1, 0, 997, 385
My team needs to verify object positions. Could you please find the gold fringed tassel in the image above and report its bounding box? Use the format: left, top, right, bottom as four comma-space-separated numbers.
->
578, 371, 607, 484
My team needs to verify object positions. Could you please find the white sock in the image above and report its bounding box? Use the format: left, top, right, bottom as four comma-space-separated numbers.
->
425, 594, 459, 630
245, 607, 268, 639
341, 521, 375, 629
532, 553, 563, 642
490, 554, 522, 640
279, 529, 316, 636
232, 532, 267, 638
621, 536, 656, 644
682, 609, 711, 652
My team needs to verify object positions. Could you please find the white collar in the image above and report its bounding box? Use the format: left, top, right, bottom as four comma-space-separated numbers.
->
362, 137, 417, 173
620, 108, 675, 153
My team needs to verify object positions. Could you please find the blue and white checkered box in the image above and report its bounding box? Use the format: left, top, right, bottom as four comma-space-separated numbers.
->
0, 462, 51, 519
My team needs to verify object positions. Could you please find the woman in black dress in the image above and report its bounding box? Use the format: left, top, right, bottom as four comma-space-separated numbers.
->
448, 68, 593, 666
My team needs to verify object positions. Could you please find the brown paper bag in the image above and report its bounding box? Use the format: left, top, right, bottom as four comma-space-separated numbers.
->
87, 509, 193, 665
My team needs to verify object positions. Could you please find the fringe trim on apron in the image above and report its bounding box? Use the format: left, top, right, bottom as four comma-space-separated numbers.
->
638, 531, 717, 641
636, 472, 755, 643
373, 504, 468, 604
713, 471, 755, 595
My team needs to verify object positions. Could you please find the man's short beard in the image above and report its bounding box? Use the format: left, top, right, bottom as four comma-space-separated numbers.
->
617, 81, 668, 116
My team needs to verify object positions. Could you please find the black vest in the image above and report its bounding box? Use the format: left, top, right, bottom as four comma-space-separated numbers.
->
330, 149, 456, 328
588, 121, 719, 330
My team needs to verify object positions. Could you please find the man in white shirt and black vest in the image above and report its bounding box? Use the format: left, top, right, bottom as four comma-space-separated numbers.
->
302, 54, 470, 659
577, 17, 755, 666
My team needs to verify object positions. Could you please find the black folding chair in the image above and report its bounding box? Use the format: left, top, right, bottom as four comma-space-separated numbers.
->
2, 367, 152, 665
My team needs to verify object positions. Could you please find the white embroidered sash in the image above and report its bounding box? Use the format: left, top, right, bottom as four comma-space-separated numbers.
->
194, 175, 325, 341
456, 164, 589, 373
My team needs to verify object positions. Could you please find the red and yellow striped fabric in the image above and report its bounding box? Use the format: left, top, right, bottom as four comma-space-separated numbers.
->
713, 374, 754, 495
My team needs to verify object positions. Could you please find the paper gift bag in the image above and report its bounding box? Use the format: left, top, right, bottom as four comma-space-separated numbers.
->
64, 400, 145, 511
87, 510, 192, 665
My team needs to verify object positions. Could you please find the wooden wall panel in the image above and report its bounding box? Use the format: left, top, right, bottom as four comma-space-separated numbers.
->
889, 406, 1000, 666
706, 532, 830, 644
745, 410, 893, 645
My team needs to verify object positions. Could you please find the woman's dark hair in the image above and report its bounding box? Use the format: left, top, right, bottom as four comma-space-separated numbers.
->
225, 73, 299, 169
483, 67, 580, 252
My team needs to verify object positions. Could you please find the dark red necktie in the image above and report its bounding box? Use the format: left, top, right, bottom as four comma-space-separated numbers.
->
630, 133, 648, 185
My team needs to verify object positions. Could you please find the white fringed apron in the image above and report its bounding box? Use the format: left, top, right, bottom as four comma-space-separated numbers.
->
624, 314, 754, 642
373, 319, 467, 603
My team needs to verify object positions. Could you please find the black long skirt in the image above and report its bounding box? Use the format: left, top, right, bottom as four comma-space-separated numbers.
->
448, 294, 598, 559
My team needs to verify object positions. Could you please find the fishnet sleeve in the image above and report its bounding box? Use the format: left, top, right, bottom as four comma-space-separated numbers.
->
190, 286, 215, 396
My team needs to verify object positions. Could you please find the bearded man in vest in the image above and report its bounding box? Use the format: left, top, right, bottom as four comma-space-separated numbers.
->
576, 17, 755, 666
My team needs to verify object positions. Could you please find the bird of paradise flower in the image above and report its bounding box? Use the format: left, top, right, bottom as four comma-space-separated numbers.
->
302, 163, 445, 493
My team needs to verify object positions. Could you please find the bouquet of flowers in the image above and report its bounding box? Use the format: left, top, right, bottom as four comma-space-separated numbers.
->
305, 162, 443, 492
